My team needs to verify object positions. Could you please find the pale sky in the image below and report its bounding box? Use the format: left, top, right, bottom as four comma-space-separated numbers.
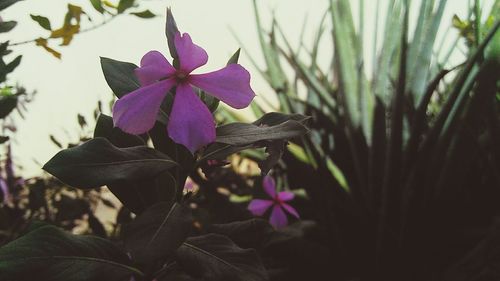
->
0, 0, 488, 176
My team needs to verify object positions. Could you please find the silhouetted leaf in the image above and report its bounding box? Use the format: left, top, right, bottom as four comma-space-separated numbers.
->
43, 137, 177, 189
0, 224, 142, 281
0, 95, 17, 118
100, 57, 140, 98
0, 0, 21, 11
30, 14, 51, 30
0, 21, 16, 33
94, 114, 145, 148
166, 8, 179, 60
123, 202, 192, 264
176, 234, 268, 281
117, 0, 134, 13
89, 0, 104, 13
131, 10, 155, 18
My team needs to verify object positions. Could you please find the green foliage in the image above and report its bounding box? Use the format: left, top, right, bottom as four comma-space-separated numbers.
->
122, 202, 192, 265
229, 0, 500, 279
30, 14, 51, 30
100, 57, 141, 98
43, 137, 178, 189
0, 224, 141, 281
176, 234, 268, 281
131, 10, 156, 18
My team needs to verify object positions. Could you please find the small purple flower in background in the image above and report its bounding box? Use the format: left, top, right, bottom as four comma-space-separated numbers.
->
248, 176, 299, 228
112, 31, 255, 153
0, 177, 10, 204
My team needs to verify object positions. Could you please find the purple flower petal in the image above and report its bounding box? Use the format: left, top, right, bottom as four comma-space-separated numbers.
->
269, 205, 288, 229
174, 32, 208, 73
135, 51, 176, 86
189, 64, 255, 109
167, 83, 215, 153
248, 199, 273, 216
277, 191, 294, 202
262, 176, 276, 198
113, 79, 176, 134
281, 203, 300, 219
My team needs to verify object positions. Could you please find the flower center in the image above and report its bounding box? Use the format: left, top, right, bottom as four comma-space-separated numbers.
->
175, 71, 188, 83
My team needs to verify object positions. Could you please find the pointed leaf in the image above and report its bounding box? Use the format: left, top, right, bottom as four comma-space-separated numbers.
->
89, 0, 104, 13
100, 57, 140, 98
0, 224, 142, 281
30, 14, 51, 30
176, 234, 268, 281
43, 137, 177, 189
131, 10, 155, 18
0, 21, 16, 33
123, 202, 192, 264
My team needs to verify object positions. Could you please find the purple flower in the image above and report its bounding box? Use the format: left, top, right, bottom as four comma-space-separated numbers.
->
0, 177, 10, 204
112, 32, 255, 153
248, 176, 299, 228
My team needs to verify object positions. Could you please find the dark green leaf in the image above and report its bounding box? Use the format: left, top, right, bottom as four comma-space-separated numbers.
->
166, 8, 179, 60
198, 90, 219, 112
252, 112, 310, 126
215, 120, 309, 146
94, 114, 145, 147
0, 95, 17, 118
89, 0, 104, 13
123, 202, 192, 264
0, 0, 21, 11
0, 135, 9, 143
100, 57, 140, 98
0, 21, 16, 33
0, 224, 142, 281
208, 219, 275, 250
227, 48, 241, 64
176, 234, 268, 281
131, 9, 155, 18
43, 137, 177, 189
107, 170, 176, 214
30, 14, 51, 30
258, 140, 285, 175
0, 55, 22, 82
117, 0, 134, 13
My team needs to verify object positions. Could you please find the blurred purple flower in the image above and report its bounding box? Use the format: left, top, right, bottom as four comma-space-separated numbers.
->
113, 32, 255, 153
0, 177, 9, 204
248, 176, 299, 228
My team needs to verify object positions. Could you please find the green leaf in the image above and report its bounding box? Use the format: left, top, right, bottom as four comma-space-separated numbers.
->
123, 202, 192, 264
43, 137, 177, 189
108, 170, 177, 215
201, 113, 310, 161
30, 14, 51, 30
166, 7, 179, 60
227, 48, 241, 64
215, 120, 309, 146
0, 21, 16, 33
94, 114, 145, 148
0, 0, 21, 11
176, 234, 268, 281
0, 94, 17, 118
131, 9, 155, 18
89, 0, 104, 13
0, 224, 142, 281
117, 0, 134, 13
100, 57, 140, 98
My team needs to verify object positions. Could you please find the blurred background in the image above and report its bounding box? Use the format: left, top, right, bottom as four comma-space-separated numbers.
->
1, 0, 491, 176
